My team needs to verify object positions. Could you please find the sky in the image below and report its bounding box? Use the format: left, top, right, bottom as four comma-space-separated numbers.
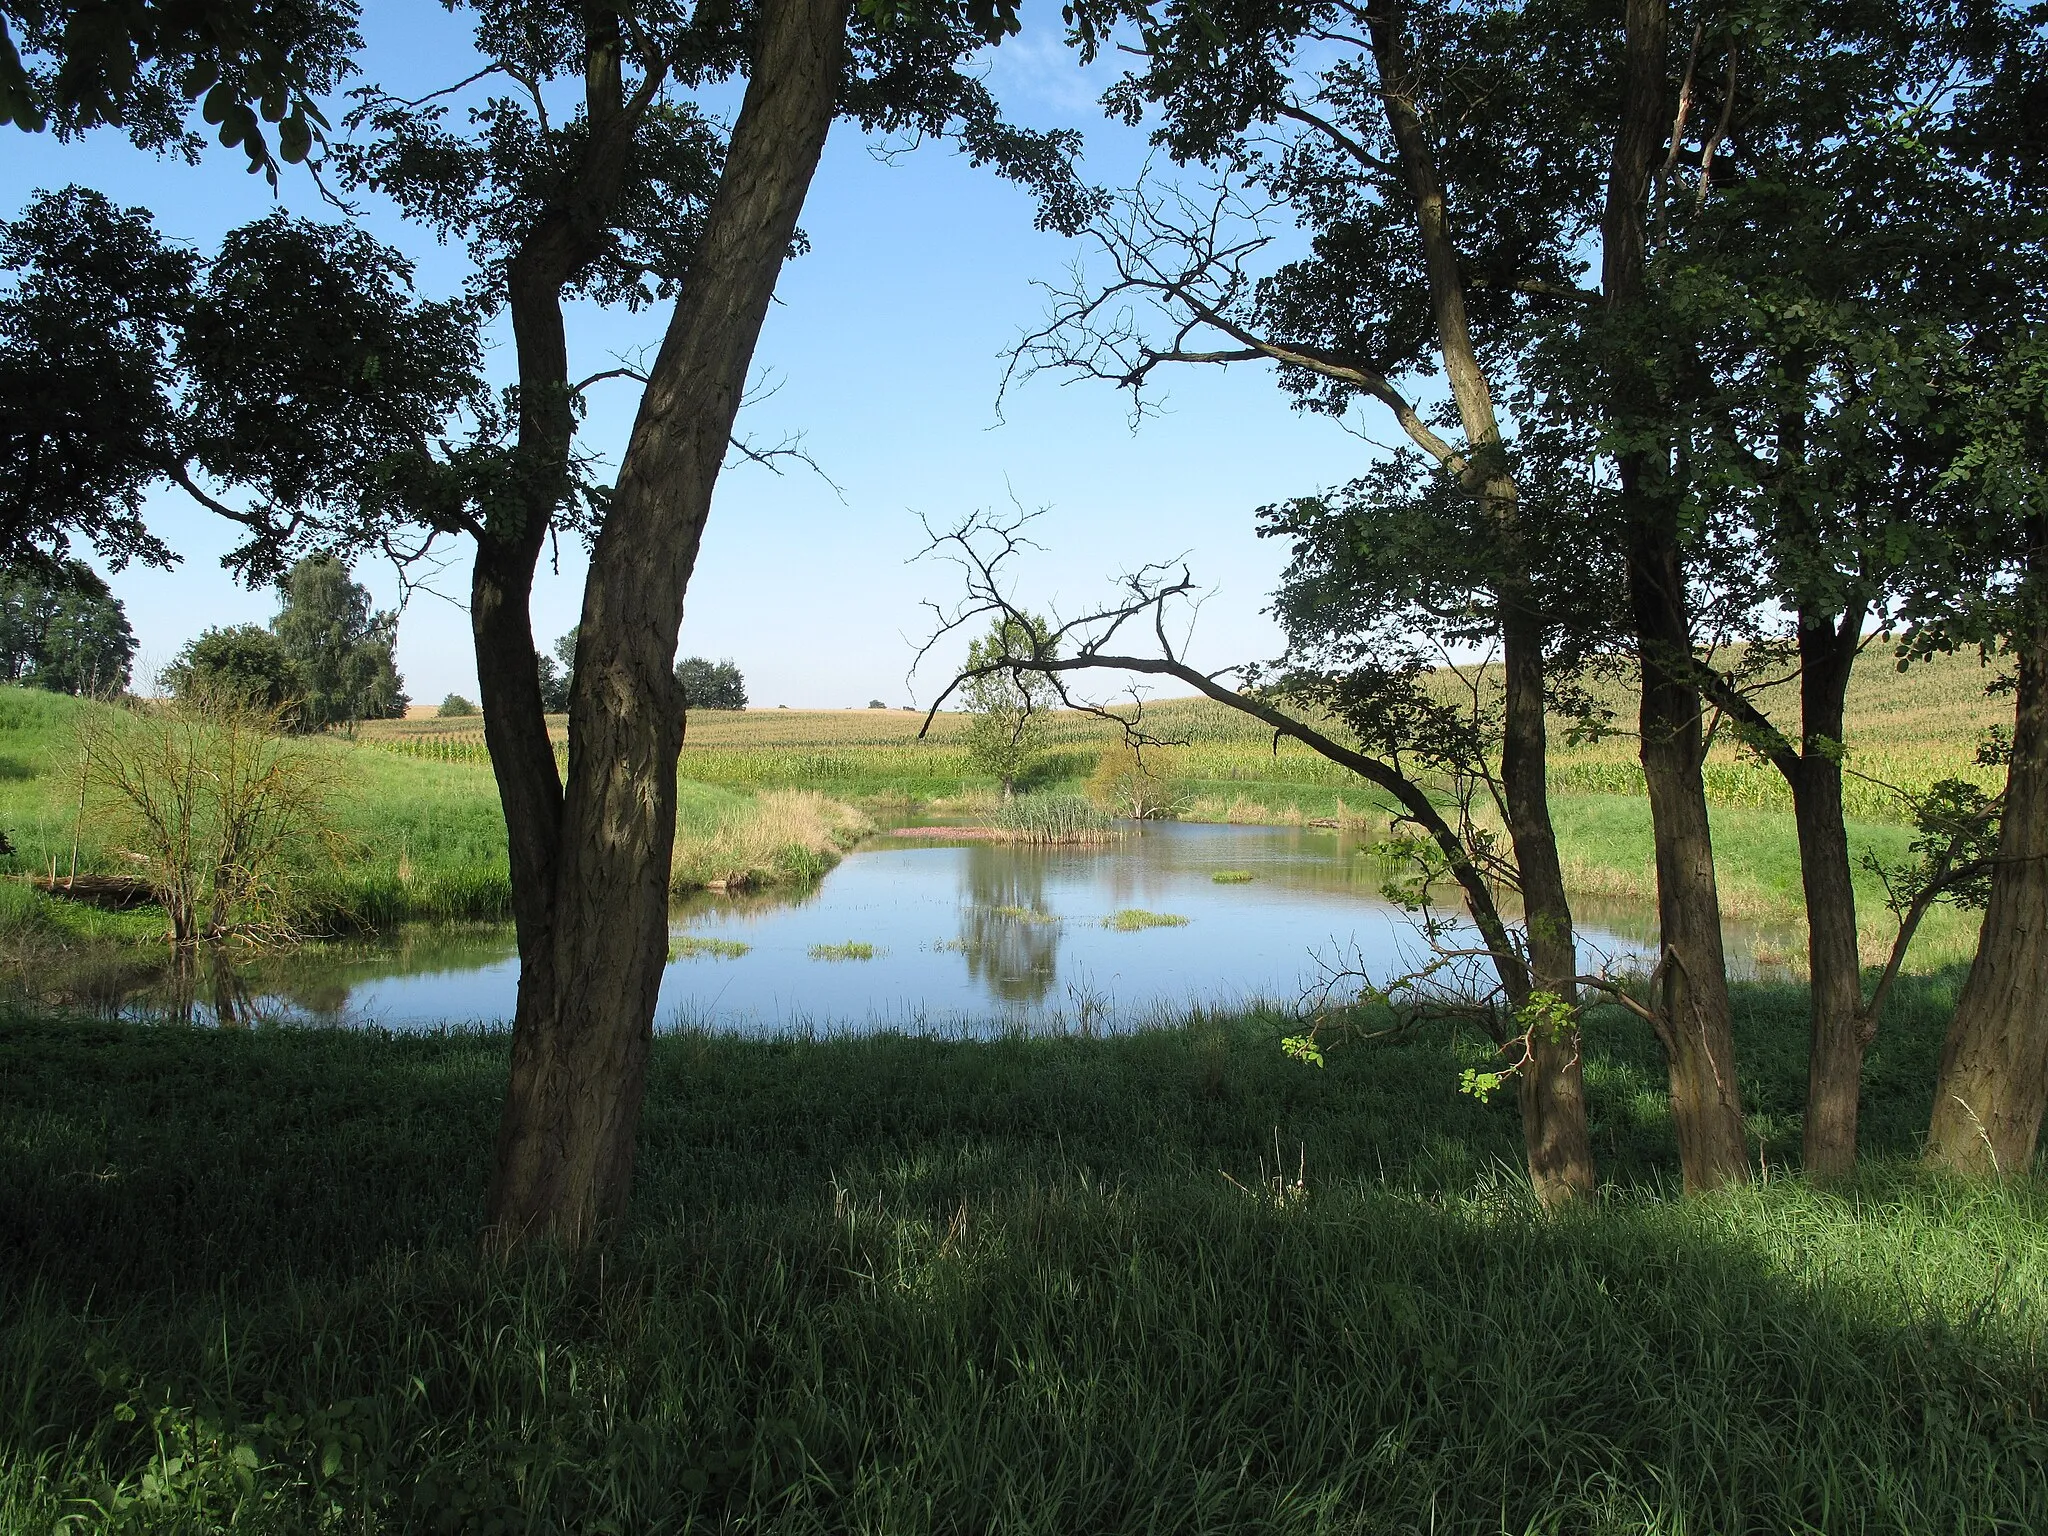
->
2, 4, 1387, 709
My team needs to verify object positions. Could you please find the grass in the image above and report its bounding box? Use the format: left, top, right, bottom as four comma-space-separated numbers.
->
2, 976, 2043, 1533
0, 690, 868, 955
668, 788, 872, 894
1105, 908, 1191, 931
1211, 870, 1256, 883
808, 941, 877, 961
668, 935, 751, 961
989, 792, 1114, 844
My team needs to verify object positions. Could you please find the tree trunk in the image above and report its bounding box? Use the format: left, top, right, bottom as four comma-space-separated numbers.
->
1602, 0, 1747, 1193
1788, 616, 1865, 1178
1925, 618, 2048, 1176
1370, 2, 1594, 1204
1501, 599, 1597, 1206
1628, 522, 1750, 1190
484, 0, 849, 1251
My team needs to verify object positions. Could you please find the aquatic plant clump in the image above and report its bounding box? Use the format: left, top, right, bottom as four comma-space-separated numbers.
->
1105, 909, 1190, 931
991, 793, 1114, 845
670, 788, 872, 894
990, 905, 1061, 924
809, 941, 877, 961
1211, 870, 1255, 884
668, 935, 750, 960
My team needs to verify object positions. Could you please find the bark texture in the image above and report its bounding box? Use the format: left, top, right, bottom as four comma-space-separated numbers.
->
1786, 615, 1867, 1177
1604, 0, 1749, 1192
1371, 0, 1594, 1204
1925, 621, 2048, 1176
484, 0, 850, 1250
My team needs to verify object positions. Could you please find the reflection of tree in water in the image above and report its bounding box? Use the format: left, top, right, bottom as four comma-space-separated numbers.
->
956, 844, 1061, 1004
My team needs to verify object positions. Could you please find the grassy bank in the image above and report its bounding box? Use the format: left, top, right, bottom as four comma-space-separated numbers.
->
0, 689, 868, 946
2, 977, 2043, 1533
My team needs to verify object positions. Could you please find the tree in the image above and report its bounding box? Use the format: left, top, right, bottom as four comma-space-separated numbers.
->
536, 628, 577, 715
438, 693, 477, 718
269, 552, 405, 728
961, 613, 1055, 797
675, 655, 746, 711
326, 0, 1089, 1251
14, 0, 1098, 1250
1914, 326, 2048, 1175
1016, 0, 1608, 1201
0, 185, 483, 576
1, 0, 361, 181
0, 558, 134, 694
163, 623, 299, 715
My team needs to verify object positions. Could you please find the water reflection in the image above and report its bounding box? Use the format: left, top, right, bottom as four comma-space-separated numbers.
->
955, 843, 1062, 1003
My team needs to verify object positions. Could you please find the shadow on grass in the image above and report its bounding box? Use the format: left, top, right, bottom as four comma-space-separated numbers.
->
1, 973, 2042, 1533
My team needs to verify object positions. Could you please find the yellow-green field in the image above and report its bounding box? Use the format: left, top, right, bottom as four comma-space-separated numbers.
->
358, 647, 2008, 821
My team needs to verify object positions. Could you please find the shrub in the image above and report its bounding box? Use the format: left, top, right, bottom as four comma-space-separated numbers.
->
1087, 738, 1183, 819
77, 694, 339, 947
438, 694, 478, 718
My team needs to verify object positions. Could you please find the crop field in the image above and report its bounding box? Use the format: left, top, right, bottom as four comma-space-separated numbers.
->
357, 646, 2010, 823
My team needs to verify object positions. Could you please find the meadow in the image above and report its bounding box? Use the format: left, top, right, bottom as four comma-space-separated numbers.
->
2, 979, 2043, 1533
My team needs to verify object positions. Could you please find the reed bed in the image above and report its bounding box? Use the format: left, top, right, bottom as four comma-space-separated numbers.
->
989, 793, 1114, 844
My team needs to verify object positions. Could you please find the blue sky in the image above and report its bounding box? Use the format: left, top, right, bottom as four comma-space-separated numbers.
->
3, 4, 1385, 709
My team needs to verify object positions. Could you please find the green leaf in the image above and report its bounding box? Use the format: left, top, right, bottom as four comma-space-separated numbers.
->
320, 1440, 342, 1478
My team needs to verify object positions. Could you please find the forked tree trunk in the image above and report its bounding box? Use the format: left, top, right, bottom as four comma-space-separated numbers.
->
484, 0, 850, 1250
1925, 618, 2048, 1176
1604, 0, 1748, 1193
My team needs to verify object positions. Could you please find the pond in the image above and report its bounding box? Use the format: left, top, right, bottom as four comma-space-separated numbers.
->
27, 821, 1792, 1035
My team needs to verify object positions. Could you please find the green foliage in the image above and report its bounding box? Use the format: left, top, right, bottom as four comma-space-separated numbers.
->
0, 1, 359, 179
1211, 870, 1254, 883
436, 695, 475, 719
961, 612, 1057, 794
162, 625, 301, 717
0, 184, 483, 576
269, 554, 405, 729
1086, 737, 1183, 819
78, 692, 339, 947
534, 629, 576, 714
676, 655, 746, 712
0, 558, 133, 695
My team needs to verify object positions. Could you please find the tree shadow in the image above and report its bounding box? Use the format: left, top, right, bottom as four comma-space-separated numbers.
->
1, 988, 2042, 1532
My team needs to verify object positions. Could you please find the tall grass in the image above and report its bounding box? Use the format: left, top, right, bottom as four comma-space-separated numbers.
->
670, 788, 872, 892
989, 792, 1113, 844
2, 976, 2042, 1533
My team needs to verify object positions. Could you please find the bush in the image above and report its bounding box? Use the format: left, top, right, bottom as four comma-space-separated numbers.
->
1087, 738, 1184, 819
437, 694, 477, 718
161, 625, 302, 720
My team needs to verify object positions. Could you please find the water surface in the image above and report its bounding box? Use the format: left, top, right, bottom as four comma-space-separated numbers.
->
88, 822, 1714, 1034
